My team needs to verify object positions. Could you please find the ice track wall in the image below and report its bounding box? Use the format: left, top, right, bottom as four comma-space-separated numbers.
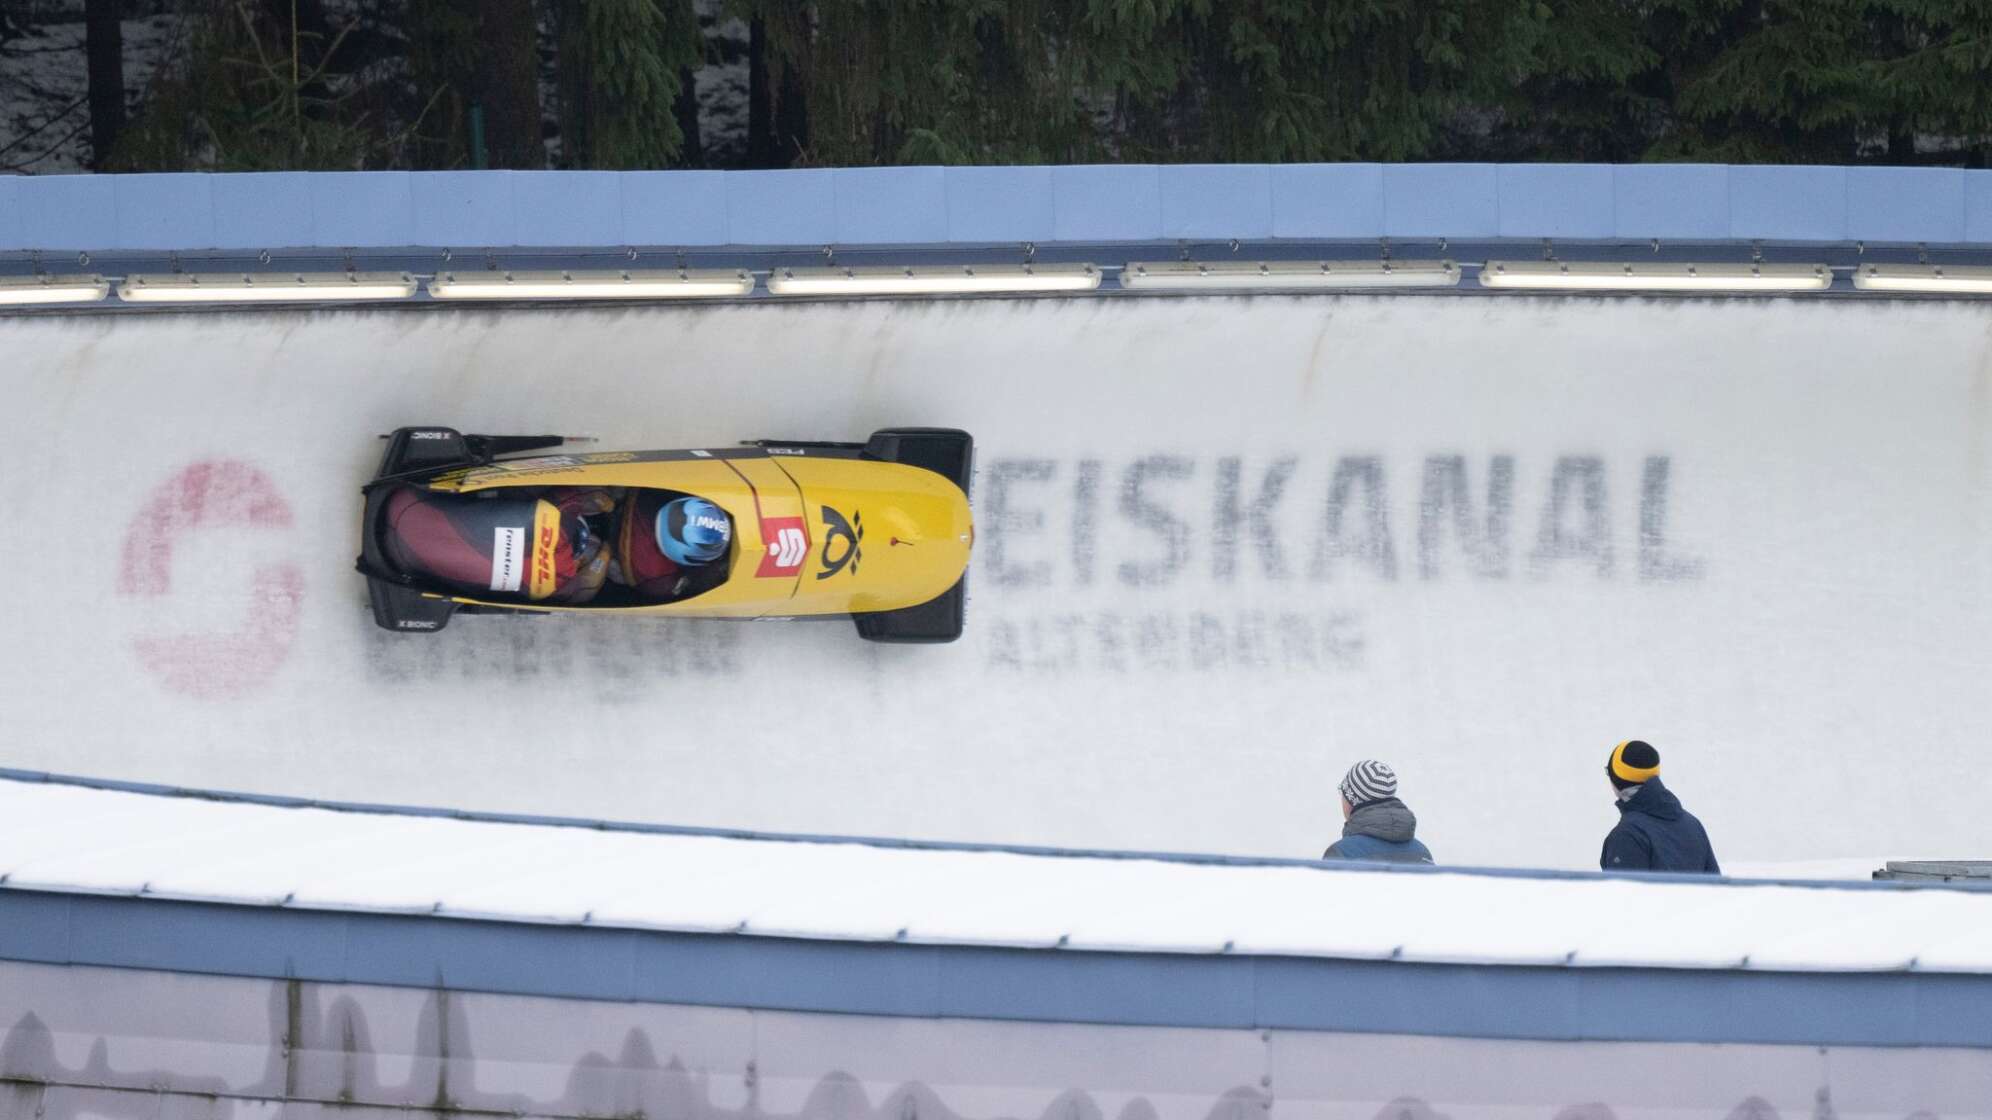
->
1, 294, 1987, 868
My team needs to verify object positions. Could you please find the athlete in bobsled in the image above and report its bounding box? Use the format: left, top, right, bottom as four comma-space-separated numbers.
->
359, 425, 973, 641
379, 486, 731, 605
611, 492, 731, 600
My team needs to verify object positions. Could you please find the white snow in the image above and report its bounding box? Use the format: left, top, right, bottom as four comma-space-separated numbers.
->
4, 775, 1990, 974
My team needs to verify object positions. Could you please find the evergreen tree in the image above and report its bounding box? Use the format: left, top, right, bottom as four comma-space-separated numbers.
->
1867, 0, 1992, 165
735, 1, 1102, 166
406, 0, 543, 169
556, 0, 703, 169
1657, 0, 1885, 162
475, 0, 544, 167
404, 0, 482, 166
734, 0, 1562, 165
742, 8, 813, 166
1088, 0, 1557, 162
1473, 0, 1664, 162
110, 0, 399, 170
1493, 0, 1992, 166
69, 0, 1992, 171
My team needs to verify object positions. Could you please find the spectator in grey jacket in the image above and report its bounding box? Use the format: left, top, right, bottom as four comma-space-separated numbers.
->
1322, 760, 1435, 864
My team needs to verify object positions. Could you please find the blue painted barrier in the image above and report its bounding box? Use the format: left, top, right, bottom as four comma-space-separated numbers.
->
4, 889, 1991, 1046
4, 164, 1991, 253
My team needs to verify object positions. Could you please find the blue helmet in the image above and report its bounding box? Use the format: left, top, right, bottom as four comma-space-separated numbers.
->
656, 496, 731, 565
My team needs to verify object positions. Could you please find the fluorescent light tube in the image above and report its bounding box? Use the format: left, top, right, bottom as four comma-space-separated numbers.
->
0, 274, 109, 306
426, 268, 754, 300
1852, 264, 1992, 295
767, 264, 1100, 297
119, 272, 417, 303
1121, 260, 1459, 291
1479, 261, 1832, 292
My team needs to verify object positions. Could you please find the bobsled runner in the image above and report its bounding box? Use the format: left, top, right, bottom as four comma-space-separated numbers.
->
356, 426, 973, 642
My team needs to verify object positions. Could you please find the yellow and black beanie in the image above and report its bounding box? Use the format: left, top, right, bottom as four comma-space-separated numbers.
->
1606, 740, 1661, 789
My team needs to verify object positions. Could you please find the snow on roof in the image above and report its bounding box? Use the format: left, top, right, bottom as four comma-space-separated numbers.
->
4, 772, 1990, 975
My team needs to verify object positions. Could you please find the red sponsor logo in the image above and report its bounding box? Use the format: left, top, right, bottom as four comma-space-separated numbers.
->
756, 516, 809, 577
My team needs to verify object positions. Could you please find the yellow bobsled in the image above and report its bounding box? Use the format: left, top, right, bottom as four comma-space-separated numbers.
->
357, 427, 973, 642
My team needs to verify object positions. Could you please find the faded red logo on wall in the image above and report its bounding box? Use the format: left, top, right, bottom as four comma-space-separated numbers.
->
117, 460, 303, 699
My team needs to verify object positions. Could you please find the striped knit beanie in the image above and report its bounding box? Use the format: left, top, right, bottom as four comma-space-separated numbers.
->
1339, 760, 1398, 807
1607, 740, 1661, 790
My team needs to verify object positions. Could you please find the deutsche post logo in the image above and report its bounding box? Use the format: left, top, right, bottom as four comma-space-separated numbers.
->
817, 505, 862, 579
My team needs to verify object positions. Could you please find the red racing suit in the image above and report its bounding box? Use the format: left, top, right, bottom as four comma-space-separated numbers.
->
380, 486, 615, 604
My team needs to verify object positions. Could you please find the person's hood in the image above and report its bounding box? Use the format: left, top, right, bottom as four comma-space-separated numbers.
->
1343, 797, 1418, 843
1617, 776, 1685, 821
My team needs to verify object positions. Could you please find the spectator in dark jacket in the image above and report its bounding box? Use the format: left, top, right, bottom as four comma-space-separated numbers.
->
1323, 760, 1434, 864
1600, 740, 1721, 874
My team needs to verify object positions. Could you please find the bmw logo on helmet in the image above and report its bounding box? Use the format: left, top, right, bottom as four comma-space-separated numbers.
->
656, 496, 731, 565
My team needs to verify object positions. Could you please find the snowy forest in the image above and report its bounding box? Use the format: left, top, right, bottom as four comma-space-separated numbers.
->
2, 0, 1990, 175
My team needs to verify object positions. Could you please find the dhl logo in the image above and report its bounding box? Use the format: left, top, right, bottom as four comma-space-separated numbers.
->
528, 501, 561, 600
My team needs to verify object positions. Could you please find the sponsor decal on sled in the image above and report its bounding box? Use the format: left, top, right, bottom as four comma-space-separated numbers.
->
816, 506, 863, 579
490, 527, 524, 592
464, 455, 586, 485
528, 500, 562, 600
756, 516, 809, 577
